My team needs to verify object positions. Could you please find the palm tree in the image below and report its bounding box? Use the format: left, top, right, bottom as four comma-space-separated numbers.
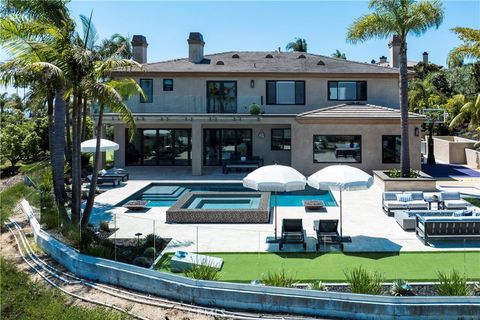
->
98, 33, 132, 59
347, 0, 444, 177
331, 49, 347, 59
0, 9, 72, 209
448, 27, 480, 66
285, 38, 307, 52
449, 94, 480, 131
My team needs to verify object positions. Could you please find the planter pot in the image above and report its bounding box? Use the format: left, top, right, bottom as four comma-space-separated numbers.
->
465, 148, 480, 169
373, 170, 437, 192
433, 136, 476, 164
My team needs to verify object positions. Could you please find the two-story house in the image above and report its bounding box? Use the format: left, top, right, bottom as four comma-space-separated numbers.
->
105, 32, 423, 176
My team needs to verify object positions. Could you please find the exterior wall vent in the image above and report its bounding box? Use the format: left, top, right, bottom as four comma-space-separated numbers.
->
298, 54, 306, 59
216, 61, 225, 65
232, 54, 240, 58
265, 54, 273, 58
317, 60, 325, 65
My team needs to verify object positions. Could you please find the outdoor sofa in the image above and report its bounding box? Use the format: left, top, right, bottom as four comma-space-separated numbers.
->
438, 192, 469, 210
382, 191, 429, 216
313, 219, 341, 251
104, 168, 129, 181
394, 210, 461, 231
222, 156, 264, 174
279, 219, 306, 250
415, 214, 480, 245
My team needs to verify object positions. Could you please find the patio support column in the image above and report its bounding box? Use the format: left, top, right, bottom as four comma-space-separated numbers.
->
191, 122, 203, 175
114, 124, 125, 168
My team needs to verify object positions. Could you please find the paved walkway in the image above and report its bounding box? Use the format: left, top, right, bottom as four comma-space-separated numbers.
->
91, 167, 480, 253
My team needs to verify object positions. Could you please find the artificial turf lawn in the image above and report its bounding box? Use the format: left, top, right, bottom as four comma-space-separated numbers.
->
156, 251, 480, 282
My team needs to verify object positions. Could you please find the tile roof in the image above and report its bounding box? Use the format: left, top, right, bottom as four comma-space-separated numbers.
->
122, 51, 402, 75
297, 103, 425, 119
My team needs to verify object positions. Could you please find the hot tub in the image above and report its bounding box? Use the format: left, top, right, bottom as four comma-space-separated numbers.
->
166, 192, 270, 224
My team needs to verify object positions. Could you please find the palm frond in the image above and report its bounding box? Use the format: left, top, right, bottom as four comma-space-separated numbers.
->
346, 13, 395, 43
79, 13, 99, 50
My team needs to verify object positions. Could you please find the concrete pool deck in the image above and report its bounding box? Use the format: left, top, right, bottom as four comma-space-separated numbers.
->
91, 167, 480, 253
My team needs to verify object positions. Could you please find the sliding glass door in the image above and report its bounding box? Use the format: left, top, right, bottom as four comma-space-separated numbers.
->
203, 129, 252, 165
126, 129, 191, 166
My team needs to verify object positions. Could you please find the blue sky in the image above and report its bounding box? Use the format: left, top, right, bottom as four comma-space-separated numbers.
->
63, 0, 479, 66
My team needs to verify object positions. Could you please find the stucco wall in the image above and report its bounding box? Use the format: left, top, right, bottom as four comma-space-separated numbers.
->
291, 122, 422, 175
119, 75, 399, 114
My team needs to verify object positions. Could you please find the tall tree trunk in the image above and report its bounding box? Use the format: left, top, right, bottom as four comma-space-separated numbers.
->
399, 38, 410, 177
70, 93, 82, 224
82, 103, 104, 227
65, 102, 72, 167
51, 88, 66, 210
80, 97, 88, 141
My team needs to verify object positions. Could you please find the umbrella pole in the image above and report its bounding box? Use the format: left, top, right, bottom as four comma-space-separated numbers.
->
339, 188, 343, 240
274, 191, 278, 241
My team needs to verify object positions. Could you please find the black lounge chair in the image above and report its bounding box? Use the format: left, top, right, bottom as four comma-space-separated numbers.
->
314, 219, 341, 251
279, 219, 306, 250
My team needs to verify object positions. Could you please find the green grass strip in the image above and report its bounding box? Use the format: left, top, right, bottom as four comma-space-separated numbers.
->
156, 251, 480, 282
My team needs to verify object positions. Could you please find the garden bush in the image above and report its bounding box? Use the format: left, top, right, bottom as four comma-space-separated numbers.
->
132, 256, 151, 268
185, 263, 220, 281
344, 266, 383, 295
390, 279, 414, 296
85, 243, 114, 259
310, 280, 327, 291
99, 220, 110, 232
143, 247, 155, 258
435, 270, 469, 296
143, 233, 164, 249
261, 269, 297, 288
249, 103, 261, 115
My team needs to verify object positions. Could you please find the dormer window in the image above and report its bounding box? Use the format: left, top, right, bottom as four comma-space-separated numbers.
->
265, 54, 273, 58
216, 61, 225, 65
232, 54, 240, 59
317, 60, 325, 65
298, 54, 306, 59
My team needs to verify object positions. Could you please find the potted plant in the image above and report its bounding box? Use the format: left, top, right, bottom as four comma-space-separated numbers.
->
249, 103, 261, 115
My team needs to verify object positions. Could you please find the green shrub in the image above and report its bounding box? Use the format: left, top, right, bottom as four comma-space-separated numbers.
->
99, 220, 110, 232
249, 103, 261, 115
435, 270, 469, 296
185, 263, 220, 281
387, 168, 400, 178
390, 279, 414, 296
143, 247, 155, 258
132, 256, 151, 268
310, 280, 327, 291
261, 269, 296, 288
344, 266, 383, 295
143, 233, 163, 248
85, 244, 114, 259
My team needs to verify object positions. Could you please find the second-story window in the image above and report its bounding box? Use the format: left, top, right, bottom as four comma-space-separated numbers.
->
266, 80, 305, 105
139, 79, 153, 103
271, 128, 291, 150
328, 81, 367, 101
163, 79, 173, 91
207, 81, 237, 113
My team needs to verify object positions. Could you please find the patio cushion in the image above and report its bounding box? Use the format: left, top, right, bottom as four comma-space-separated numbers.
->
407, 200, 429, 209
383, 192, 399, 201
397, 193, 413, 202
443, 199, 468, 209
410, 192, 425, 200
439, 192, 461, 201
384, 201, 407, 209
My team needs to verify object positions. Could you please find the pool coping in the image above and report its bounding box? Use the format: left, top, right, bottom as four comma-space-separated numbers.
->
166, 191, 271, 224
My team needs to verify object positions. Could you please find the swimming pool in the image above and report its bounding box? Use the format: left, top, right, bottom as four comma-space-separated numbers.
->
119, 183, 337, 207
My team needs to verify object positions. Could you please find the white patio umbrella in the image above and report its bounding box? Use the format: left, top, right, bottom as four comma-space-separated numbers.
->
307, 165, 373, 241
243, 164, 306, 240
81, 138, 119, 153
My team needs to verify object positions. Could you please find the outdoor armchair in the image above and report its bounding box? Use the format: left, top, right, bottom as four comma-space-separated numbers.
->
279, 219, 306, 250
438, 192, 469, 210
314, 219, 340, 251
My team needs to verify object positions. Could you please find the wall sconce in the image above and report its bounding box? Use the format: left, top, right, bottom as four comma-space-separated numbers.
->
250, 80, 255, 88
414, 127, 419, 136
258, 129, 265, 139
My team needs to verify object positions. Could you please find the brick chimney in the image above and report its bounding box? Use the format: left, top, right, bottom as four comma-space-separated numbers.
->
131, 35, 148, 64
388, 35, 401, 68
188, 32, 205, 63
422, 51, 429, 64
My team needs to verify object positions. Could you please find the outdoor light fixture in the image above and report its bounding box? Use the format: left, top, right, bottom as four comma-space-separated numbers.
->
258, 129, 265, 139
135, 232, 142, 249
414, 127, 419, 136
250, 80, 255, 88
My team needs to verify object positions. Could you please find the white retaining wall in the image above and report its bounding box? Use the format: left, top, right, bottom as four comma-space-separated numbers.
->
21, 200, 480, 320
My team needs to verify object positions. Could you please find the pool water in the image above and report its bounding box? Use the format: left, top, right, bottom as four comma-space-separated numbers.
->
187, 196, 261, 209
120, 183, 337, 208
